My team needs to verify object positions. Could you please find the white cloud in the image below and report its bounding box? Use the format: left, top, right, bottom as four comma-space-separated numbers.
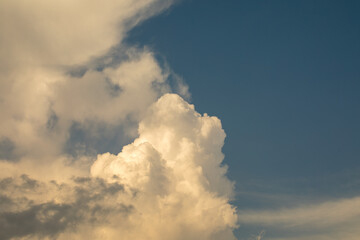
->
0, 95, 238, 240
0, 0, 176, 162
0, 1, 238, 239
90, 94, 238, 239
0, 0, 173, 67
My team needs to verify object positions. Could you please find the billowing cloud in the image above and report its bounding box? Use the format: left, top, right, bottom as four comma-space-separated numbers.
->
0, 0, 178, 165
0, 0, 237, 239
0, 0, 173, 67
0, 95, 238, 239
91, 94, 238, 239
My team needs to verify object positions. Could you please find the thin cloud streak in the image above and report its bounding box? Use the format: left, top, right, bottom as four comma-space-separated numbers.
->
238, 196, 360, 240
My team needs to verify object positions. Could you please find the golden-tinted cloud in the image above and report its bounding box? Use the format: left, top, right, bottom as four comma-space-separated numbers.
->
0, 1, 237, 239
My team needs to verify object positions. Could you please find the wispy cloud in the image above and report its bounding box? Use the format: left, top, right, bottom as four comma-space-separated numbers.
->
238, 196, 360, 240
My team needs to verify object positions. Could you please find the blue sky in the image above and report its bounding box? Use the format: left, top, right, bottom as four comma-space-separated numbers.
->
126, 0, 360, 238
128, 0, 360, 192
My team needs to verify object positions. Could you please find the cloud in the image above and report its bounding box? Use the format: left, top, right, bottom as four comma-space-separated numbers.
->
237, 196, 360, 240
0, 0, 178, 164
0, 175, 132, 240
0, 95, 238, 239
0, 1, 238, 239
0, 137, 17, 161
0, 0, 173, 67
91, 94, 238, 239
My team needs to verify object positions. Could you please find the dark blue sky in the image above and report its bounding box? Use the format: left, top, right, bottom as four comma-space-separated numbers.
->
127, 0, 360, 223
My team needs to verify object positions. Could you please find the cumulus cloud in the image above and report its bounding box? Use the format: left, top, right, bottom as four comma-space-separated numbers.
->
91, 94, 238, 239
0, 95, 238, 239
0, 0, 178, 165
0, 0, 238, 239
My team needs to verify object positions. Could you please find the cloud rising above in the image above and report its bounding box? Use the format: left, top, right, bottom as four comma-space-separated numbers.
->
0, 0, 238, 239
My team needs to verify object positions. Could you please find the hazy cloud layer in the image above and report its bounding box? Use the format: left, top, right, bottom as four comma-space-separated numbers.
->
238, 196, 360, 240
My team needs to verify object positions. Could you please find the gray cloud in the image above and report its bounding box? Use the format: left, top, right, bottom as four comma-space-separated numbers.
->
0, 176, 133, 240
0, 138, 18, 161
0, 202, 77, 240
64, 120, 137, 158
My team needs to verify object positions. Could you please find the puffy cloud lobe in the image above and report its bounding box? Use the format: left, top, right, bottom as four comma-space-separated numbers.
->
0, 50, 170, 163
92, 94, 238, 240
53, 50, 169, 124
0, 0, 174, 163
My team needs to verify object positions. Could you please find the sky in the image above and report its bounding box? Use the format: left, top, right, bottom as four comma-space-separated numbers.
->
0, 0, 360, 240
